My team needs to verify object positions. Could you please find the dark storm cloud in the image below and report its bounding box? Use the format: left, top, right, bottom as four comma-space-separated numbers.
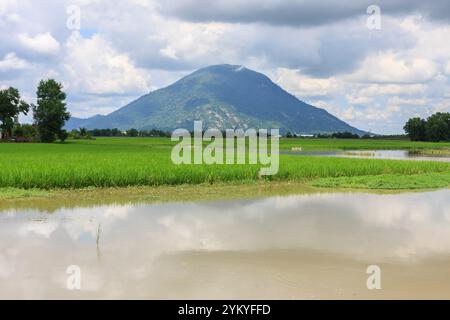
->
159, 0, 450, 26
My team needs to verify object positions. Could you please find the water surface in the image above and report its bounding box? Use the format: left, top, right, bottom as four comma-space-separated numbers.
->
287, 149, 450, 162
1, 190, 450, 299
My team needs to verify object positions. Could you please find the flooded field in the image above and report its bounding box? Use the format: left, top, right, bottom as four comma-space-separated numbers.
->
1, 189, 449, 299
287, 150, 450, 162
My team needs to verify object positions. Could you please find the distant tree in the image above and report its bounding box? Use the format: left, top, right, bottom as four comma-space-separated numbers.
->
127, 128, 139, 137
332, 132, 360, 139
111, 128, 122, 137
13, 123, 38, 141
403, 117, 426, 141
0, 87, 30, 140
87, 128, 170, 137
425, 112, 450, 142
58, 130, 69, 142
78, 127, 88, 137
68, 129, 79, 138
33, 79, 70, 143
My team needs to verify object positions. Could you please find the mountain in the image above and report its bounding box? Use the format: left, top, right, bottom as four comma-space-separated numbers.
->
66, 64, 365, 135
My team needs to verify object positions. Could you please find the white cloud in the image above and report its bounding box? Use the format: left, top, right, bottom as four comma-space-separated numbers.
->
154, 21, 236, 66
1, 0, 450, 134
387, 96, 428, 107
401, 18, 450, 62
355, 84, 427, 97
431, 99, 450, 113
275, 68, 339, 98
0, 0, 18, 16
345, 94, 372, 105
445, 61, 450, 75
340, 106, 358, 121
18, 32, 60, 55
349, 52, 438, 84
0, 52, 29, 71
63, 32, 150, 95
159, 46, 179, 60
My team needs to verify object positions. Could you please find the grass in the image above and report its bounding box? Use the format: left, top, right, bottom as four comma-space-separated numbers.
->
0, 187, 50, 198
409, 148, 450, 156
0, 137, 449, 191
279, 138, 450, 151
0, 181, 322, 212
312, 172, 450, 190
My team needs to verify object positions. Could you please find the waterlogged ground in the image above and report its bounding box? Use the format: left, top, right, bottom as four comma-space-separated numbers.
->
1, 188, 450, 299
288, 149, 450, 162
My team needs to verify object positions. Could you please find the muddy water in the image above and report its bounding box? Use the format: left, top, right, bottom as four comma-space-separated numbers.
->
1, 189, 450, 299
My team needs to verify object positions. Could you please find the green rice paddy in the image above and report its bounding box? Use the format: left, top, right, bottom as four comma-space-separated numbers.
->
0, 138, 449, 192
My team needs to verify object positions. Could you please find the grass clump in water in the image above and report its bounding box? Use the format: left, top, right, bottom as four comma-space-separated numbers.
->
312, 172, 450, 190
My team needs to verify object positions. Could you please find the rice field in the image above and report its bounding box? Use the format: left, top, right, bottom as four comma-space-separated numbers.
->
0, 137, 449, 190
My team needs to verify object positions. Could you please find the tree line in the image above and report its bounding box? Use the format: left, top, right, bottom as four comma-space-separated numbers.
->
404, 112, 450, 142
0, 79, 70, 143
69, 128, 171, 139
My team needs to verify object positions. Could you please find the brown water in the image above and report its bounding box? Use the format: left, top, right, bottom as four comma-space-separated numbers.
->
1, 189, 450, 299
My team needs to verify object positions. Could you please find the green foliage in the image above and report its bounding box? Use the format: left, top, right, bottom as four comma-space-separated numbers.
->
317, 132, 360, 139
79, 127, 88, 136
13, 124, 38, 141
126, 128, 139, 137
425, 112, 450, 142
58, 130, 69, 142
332, 132, 360, 139
88, 128, 124, 137
0, 87, 30, 140
312, 172, 450, 190
87, 128, 170, 137
138, 129, 171, 137
33, 79, 70, 143
69, 127, 94, 140
404, 117, 426, 141
404, 112, 450, 142
0, 137, 448, 190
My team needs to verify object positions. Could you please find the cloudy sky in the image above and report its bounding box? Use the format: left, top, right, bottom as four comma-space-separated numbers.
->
1, 0, 449, 134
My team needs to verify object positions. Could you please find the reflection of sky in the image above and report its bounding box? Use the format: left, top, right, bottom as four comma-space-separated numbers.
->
291, 150, 450, 162
0, 190, 449, 298
336, 150, 450, 162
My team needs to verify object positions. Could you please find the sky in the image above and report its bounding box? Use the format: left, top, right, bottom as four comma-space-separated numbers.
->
1, 0, 449, 134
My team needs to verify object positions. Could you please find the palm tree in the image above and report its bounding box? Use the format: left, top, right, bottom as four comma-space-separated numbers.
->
79, 127, 87, 137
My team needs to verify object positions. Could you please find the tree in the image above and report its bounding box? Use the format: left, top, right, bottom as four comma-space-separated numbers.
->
127, 128, 139, 137
403, 117, 426, 141
111, 128, 122, 137
33, 79, 70, 143
79, 127, 88, 137
13, 123, 38, 141
0, 87, 30, 140
425, 112, 450, 142
331, 131, 360, 139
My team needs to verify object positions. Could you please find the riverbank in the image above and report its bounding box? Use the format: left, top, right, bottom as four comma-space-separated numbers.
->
0, 181, 319, 211
1, 177, 449, 212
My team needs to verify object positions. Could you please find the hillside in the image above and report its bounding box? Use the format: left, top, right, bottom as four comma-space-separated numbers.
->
67, 64, 365, 135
